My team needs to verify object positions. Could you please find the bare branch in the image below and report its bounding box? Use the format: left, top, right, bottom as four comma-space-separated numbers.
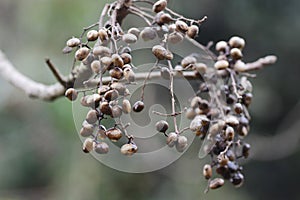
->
245, 55, 277, 71
0, 50, 66, 101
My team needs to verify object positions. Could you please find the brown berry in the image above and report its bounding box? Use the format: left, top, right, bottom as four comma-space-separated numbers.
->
120, 143, 138, 156
91, 60, 101, 74
66, 37, 80, 48
166, 132, 178, 147
128, 27, 140, 38
82, 138, 94, 153
203, 164, 212, 179
121, 53, 132, 64
106, 128, 122, 142
176, 135, 188, 152
86, 109, 98, 124
228, 36, 245, 49
109, 67, 123, 79
140, 27, 156, 41
214, 60, 229, 70
155, 120, 169, 133
133, 101, 144, 112
80, 122, 94, 137
111, 105, 123, 118
181, 56, 197, 68
209, 178, 225, 189
122, 33, 138, 44
65, 88, 78, 101
124, 68, 136, 82
187, 25, 199, 38
93, 46, 112, 56
75, 47, 90, 61
152, 45, 167, 60
104, 89, 119, 101
100, 101, 112, 115
175, 20, 188, 33
215, 41, 228, 52
87, 30, 99, 41
122, 99, 131, 114
152, 0, 167, 13
94, 142, 109, 154
98, 28, 109, 42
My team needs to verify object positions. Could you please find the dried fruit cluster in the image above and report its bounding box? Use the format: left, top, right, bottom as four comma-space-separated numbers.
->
62, 0, 276, 192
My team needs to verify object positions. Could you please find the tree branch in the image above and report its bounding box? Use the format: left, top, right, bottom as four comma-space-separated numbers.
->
0, 50, 66, 101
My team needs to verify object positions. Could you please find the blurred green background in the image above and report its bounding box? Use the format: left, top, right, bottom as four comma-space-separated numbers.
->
0, 0, 300, 199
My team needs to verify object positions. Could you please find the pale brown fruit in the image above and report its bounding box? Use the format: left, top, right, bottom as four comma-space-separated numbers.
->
110, 82, 126, 95
124, 68, 135, 82
87, 30, 99, 41
75, 47, 90, 61
155, 120, 169, 133
104, 89, 119, 101
65, 88, 78, 101
176, 135, 188, 152
215, 41, 228, 52
168, 32, 184, 44
175, 20, 188, 33
128, 27, 140, 38
209, 178, 225, 189
98, 28, 109, 41
230, 48, 243, 60
106, 128, 123, 142
122, 99, 131, 114
181, 56, 197, 68
187, 25, 199, 38
133, 101, 144, 112
86, 109, 98, 124
140, 27, 156, 41
82, 138, 94, 153
66, 37, 80, 47
152, 45, 167, 60
203, 164, 212, 179
167, 132, 178, 147
121, 53, 132, 64
152, 0, 167, 13
120, 143, 138, 156
100, 101, 112, 115
111, 105, 123, 118
122, 33, 138, 44
80, 122, 94, 137
91, 60, 101, 74
94, 142, 109, 154
214, 60, 229, 70
93, 46, 112, 56
228, 36, 245, 49
109, 67, 123, 79
111, 54, 124, 68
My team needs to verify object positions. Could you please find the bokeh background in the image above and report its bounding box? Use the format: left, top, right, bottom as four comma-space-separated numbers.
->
0, 0, 300, 199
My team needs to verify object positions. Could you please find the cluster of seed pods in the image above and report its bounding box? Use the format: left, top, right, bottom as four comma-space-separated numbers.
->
62, 0, 271, 192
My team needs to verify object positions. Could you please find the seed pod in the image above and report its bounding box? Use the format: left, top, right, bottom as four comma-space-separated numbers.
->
209, 178, 225, 190
123, 68, 135, 82
86, 94, 102, 107
191, 96, 201, 109
133, 101, 145, 112
104, 89, 119, 102
181, 56, 197, 68
242, 143, 251, 158
159, 13, 173, 24
110, 82, 126, 95
185, 108, 196, 120
94, 142, 109, 154
111, 105, 123, 118
111, 54, 124, 68
97, 125, 107, 140
230, 48, 243, 60
187, 25, 199, 38
231, 172, 244, 187
214, 60, 229, 70
140, 27, 156, 41
121, 53, 132, 64
120, 143, 138, 156
176, 135, 188, 152
99, 28, 109, 41
82, 138, 94, 153
66, 37, 81, 47
203, 164, 212, 179
122, 33, 138, 44
242, 93, 253, 107
98, 85, 111, 95
152, 45, 167, 60
122, 99, 131, 114
193, 63, 207, 74
190, 115, 210, 132
100, 101, 112, 115
167, 32, 184, 44
87, 30, 99, 41
106, 128, 122, 142
167, 132, 178, 147
215, 41, 228, 52
160, 67, 171, 80
153, 0, 167, 13
228, 36, 245, 49
128, 27, 140, 38
86, 109, 98, 124
234, 103, 243, 114
175, 20, 188, 33
80, 122, 94, 137
233, 60, 247, 72
225, 115, 239, 126
91, 60, 101, 74
155, 120, 169, 133
75, 47, 90, 61
225, 126, 235, 141
109, 67, 123, 79
93, 46, 112, 56
65, 88, 78, 101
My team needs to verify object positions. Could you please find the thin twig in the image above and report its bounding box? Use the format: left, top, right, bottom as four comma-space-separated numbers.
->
45, 58, 67, 86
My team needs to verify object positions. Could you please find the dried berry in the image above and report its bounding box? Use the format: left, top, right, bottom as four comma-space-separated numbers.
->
209, 178, 225, 190
155, 120, 169, 133
120, 143, 138, 156
122, 33, 138, 44
82, 138, 94, 153
187, 25, 199, 38
75, 47, 90, 61
87, 30, 99, 41
176, 135, 188, 152
106, 128, 122, 142
166, 132, 178, 147
140, 27, 156, 41
215, 41, 228, 52
66, 37, 80, 47
229, 36, 245, 49
122, 99, 131, 114
65, 88, 78, 101
94, 142, 109, 154
91, 60, 101, 74
133, 101, 144, 112
153, 0, 167, 13
203, 164, 212, 179
86, 109, 98, 124
152, 45, 167, 60
214, 60, 229, 70
175, 20, 188, 33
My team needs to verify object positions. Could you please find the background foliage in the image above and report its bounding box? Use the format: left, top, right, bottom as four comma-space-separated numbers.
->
0, 0, 300, 199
